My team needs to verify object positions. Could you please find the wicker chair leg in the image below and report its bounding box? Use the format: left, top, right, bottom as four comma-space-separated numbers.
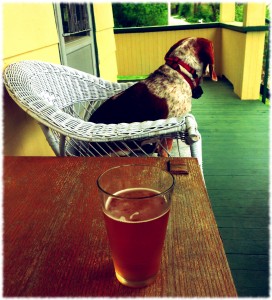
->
190, 134, 203, 172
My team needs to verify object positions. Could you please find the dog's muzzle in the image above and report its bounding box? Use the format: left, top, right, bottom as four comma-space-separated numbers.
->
192, 86, 203, 99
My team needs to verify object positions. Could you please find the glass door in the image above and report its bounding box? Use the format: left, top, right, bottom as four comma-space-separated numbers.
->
54, 3, 98, 75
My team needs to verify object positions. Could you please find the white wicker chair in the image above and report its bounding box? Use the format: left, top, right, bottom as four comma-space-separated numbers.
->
3, 60, 202, 166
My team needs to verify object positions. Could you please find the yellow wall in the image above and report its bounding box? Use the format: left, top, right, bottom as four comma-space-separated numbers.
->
220, 2, 266, 99
115, 28, 222, 77
93, 3, 118, 82
243, 3, 266, 26
3, 89, 55, 156
222, 29, 265, 99
3, 3, 60, 156
2, 2, 266, 157
241, 3, 266, 99
3, 3, 60, 68
115, 3, 266, 100
3, 3, 118, 156
219, 3, 235, 22
221, 29, 246, 97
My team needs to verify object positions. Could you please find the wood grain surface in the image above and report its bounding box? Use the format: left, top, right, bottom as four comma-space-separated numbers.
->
4, 156, 237, 297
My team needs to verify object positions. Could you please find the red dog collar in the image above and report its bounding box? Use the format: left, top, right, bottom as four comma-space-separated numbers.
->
165, 56, 201, 90
165, 56, 203, 99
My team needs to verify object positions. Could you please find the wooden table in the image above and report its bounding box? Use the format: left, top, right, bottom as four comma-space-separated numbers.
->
4, 156, 237, 297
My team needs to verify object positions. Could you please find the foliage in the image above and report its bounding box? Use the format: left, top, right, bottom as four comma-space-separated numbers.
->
113, 3, 270, 27
175, 3, 269, 24
112, 3, 168, 28
266, 6, 270, 20
235, 4, 244, 22
174, 3, 219, 23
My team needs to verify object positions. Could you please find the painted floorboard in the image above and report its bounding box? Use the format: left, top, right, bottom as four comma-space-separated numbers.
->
192, 78, 269, 297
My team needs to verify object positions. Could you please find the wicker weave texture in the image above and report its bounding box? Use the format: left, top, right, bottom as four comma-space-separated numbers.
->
3, 60, 202, 161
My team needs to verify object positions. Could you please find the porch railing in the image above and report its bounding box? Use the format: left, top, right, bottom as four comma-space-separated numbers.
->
114, 22, 269, 101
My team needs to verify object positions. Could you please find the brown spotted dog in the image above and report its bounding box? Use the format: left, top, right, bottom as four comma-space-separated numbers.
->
89, 37, 217, 156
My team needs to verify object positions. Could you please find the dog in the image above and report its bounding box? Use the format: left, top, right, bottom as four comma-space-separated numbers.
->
88, 37, 217, 156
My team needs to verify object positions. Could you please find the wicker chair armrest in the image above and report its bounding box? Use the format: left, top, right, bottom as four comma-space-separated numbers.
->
3, 60, 201, 159
3, 60, 135, 110
24, 99, 192, 142
7, 86, 198, 143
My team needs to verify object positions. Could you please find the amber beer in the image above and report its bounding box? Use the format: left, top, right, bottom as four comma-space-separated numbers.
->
103, 188, 170, 286
97, 165, 174, 288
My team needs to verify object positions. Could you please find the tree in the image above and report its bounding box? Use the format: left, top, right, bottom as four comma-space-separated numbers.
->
235, 3, 244, 22
175, 3, 219, 23
112, 3, 168, 28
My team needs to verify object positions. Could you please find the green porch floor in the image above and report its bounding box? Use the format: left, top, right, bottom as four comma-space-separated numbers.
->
118, 76, 269, 296
192, 78, 269, 297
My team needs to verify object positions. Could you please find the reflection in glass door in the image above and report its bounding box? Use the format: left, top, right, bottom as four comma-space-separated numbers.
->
54, 3, 98, 76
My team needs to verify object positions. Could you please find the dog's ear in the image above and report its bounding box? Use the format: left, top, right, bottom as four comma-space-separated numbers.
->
196, 38, 217, 81
209, 64, 218, 82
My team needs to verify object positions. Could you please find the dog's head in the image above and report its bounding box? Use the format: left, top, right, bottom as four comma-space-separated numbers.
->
165, 37, 217, 81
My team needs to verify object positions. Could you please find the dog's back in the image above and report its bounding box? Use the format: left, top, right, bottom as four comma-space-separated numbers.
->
89, 81, 169, 124
89, 37, 217, 124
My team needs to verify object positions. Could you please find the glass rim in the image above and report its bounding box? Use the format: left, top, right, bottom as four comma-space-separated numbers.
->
97, 164, 175, 200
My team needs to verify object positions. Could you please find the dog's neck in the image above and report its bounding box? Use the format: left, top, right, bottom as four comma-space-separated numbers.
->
165, 56, 201, 89
165, 56, 203, 99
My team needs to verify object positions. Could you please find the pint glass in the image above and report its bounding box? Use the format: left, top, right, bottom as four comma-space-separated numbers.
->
97, 164, 175, 288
